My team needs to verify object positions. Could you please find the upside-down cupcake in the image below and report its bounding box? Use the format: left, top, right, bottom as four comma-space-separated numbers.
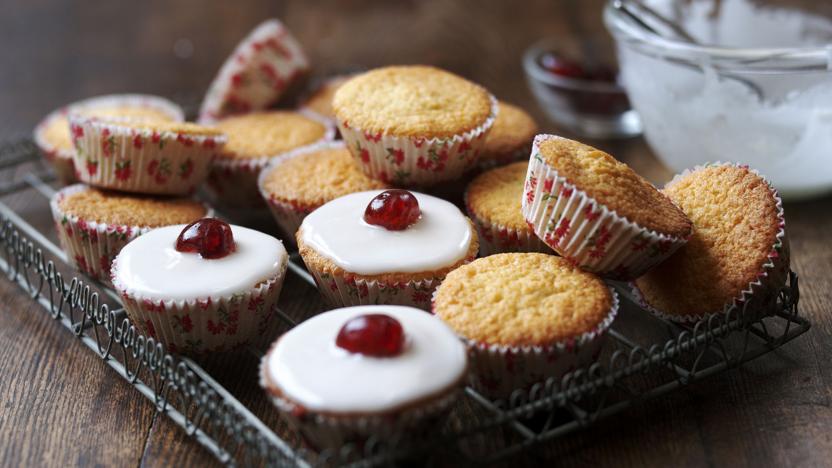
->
50, 184, 210, 286
258, 141, 387, 240
198, 19, 309, 123
478, 101, 539, 169
112, 218, 288, 354
632, 163, 789, 322
205, 110, 334, 211
68, 116, 225, 196
466, 161, 553, 256
333, 65, 497, 186
34, 94, 184, 184
260, 305, 467, 449
297, 189, 478, 310
433, 253, 618, 398
522, 134, 692, 280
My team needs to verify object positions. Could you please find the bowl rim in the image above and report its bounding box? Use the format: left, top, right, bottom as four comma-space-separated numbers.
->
522, 39, 627, 94
603, 0, 832, 70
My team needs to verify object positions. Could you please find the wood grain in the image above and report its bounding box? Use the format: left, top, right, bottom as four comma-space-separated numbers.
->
0, 0, 830, 467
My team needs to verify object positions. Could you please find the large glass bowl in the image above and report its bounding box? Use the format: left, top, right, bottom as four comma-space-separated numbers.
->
604, 0, 832, 200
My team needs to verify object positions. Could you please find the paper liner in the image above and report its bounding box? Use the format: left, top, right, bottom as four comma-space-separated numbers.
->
629, 162, 790, 323
521, 135, 690, 280
34, 94, 185, 185
68, 114, 225, 196
336, 96, 499, 187
459, 287, 619, 399
257, 141, 347, 240
259, 347, 462, 450
198, 19, 309, 123
112, 256, 288, 355
204, 110, 335, 210
307, 269, 443, 312
49, 184, 213, 287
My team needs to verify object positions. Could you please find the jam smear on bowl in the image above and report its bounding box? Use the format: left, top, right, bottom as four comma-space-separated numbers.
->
364, 189, 421, 231
336, 313, 405, 357
175, 218, 236, 259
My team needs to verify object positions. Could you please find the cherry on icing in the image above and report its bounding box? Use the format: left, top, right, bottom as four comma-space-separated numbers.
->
363, 189, 421, 231
336, 314, 405, 357
175, 218, 236, 259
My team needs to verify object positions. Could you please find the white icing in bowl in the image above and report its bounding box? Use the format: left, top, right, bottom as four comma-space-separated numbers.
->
265, 305, 467, 413
299, 190, 473, 275
112, 224, 287, 302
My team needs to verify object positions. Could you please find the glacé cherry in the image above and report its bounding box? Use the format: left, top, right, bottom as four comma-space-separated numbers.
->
363, 189, 421, 231
336, 314, 405, 357
175, 218, 236, 259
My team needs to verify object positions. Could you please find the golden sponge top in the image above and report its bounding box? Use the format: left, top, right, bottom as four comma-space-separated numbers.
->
214, 111, 327, 159
466, 161, 529, 230
43, 106, 176, 152
433, 253, 612, 346
59, 187, 207, 227
482, 101, 538, 159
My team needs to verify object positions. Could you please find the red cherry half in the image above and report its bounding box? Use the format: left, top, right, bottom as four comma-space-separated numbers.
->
336, 314, 405, 357
175, 218, 236, 259
363, 189, 421, 231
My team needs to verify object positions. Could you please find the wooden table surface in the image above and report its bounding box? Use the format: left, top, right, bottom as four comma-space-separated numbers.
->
1, 0, 831, 466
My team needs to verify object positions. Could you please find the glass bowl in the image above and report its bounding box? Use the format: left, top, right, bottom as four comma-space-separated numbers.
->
605, 0, 832, 200
522, 39, 643, 139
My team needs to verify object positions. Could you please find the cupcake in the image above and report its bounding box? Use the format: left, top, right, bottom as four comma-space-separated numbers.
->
478, 101, 539, 169
260, 305, 467, 449
299, 75, 351, 121
333, 65, 498, 186
198, 19, 309, 123
632, 163, 789, 322
433, 253, 618, 398
466, 161, 553, 256
68, 116, 225, 196
50, 184, 210, 286
297, 189, 478, 310
257, 141, 388, 240
205, 110, 334, 211
522, 134, 692, 280
111, 218, 288, 354
34, 94, 184, 184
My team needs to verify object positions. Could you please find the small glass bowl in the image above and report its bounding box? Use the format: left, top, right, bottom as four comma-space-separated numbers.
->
522, 39, 642, 139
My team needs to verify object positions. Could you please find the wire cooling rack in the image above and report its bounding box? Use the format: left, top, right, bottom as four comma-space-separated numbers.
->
0, 138, 811, 466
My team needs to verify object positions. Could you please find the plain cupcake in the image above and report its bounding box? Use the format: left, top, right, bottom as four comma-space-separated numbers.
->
69, 116, 225, 195
260, 305, 467, 449
433, 253, 618, 398
198, 19, 309, 123
478, 101, 539, 169
50, 184, 210, 286
299, 75, 351, 121
34, 94, 184, 184
332, 65, 497, 186
258, 141, 388, 240
522, 134, 692, 280
632, 163, 789, 322
205, 110, 334, 211
111, 218, 288, 354
466, 161, 553, 256
297, 189, 478, 310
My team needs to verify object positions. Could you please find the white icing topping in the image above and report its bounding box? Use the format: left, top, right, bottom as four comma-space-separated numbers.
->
266, 305, 467, 413
300, 190, 472, 275
112, 224, 287, 301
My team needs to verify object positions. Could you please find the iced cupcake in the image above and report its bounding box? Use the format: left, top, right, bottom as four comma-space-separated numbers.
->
34, 94, 184, 184
205, 110, 334, 210
632, 163, 789, 322
68, 116, 225, 196
50, 184, 210, 286
333, 66, 497, 186
433, 253, 618, 398
257, 141, 387, 240
198, 19, 309, 123
260, 305, 467, 449
466, 162, 553, 256
522, 134, 692, 280
297, 189, 478, 310
478, 101, 538, 169
111, 218, 288, 354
